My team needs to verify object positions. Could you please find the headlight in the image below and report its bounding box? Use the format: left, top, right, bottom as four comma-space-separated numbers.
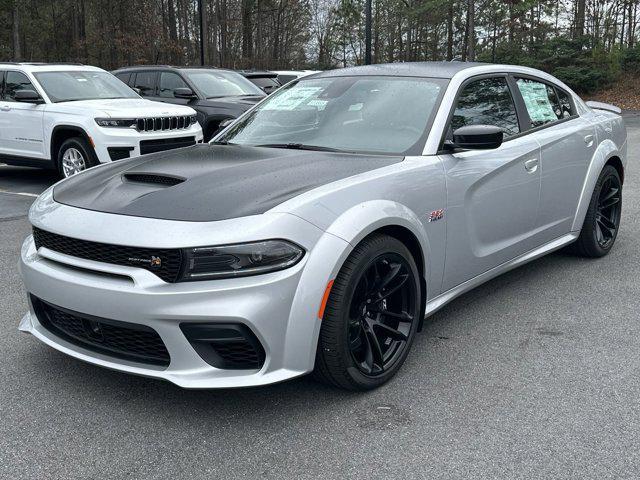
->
95, 118, 137, 128
181, 240, 304, 281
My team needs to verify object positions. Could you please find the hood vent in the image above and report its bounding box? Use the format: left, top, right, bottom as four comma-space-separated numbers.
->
123, 173, 185, 187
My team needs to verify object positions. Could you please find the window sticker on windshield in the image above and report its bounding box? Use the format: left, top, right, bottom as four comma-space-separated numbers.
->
518, 81, 557, 123
265, 86, 323, 111
308, 99, 328, 110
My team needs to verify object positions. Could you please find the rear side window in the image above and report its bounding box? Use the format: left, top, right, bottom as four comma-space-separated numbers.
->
114, 72, 131, 85
4, 71, 37, 102
516, 78, 566, 127
132, 71, 157, 96
451, 77, 520, 137
556, 88, 574, 118
158, 72, 189, 98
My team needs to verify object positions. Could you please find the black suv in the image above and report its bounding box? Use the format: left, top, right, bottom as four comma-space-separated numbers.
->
113, 66, 266, 141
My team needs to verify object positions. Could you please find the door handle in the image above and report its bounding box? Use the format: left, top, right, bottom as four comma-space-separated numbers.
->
524, 158, 539, 173
584, 134, 594, 146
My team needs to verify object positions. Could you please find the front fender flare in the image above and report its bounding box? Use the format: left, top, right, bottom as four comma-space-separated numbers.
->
284, 201, 432, 373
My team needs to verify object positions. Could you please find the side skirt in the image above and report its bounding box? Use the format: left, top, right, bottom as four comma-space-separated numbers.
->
0, 154, 54, 169
424, 232, 579, 318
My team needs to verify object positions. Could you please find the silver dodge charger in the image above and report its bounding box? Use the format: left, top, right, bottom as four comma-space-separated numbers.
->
19, 62, 627, 390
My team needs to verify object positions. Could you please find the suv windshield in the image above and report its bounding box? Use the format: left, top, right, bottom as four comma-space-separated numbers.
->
183, 70, 264, 98
217, 75, 447, 155
34, 71, 139, 103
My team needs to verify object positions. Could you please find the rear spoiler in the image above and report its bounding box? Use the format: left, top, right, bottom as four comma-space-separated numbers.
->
585, 100, 622, 115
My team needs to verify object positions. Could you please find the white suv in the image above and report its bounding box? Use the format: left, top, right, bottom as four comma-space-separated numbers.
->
0, 63, 203, 177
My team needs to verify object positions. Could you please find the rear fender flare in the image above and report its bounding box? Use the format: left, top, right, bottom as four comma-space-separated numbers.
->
572, 139, 622, 232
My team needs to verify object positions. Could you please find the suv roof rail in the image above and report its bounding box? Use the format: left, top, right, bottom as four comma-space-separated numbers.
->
23, 62, 85, 66
114, 65, 174, 70
0, 62, 85, 66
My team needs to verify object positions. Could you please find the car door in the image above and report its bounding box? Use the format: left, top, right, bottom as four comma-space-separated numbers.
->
512, 76, 595, 241
0, 71, 47, 160
439, 75, 542, 291
130, 71, 158, 98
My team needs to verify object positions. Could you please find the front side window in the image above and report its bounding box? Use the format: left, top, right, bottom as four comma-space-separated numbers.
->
183, 70, 264, 98
34, 71, 139, 103
451, 77, 520, 137
516, 78, 564, 127
132, 72, 157, 96
5, 71, 37, 101
218, 75, 447, 155
158, 72, 189, 98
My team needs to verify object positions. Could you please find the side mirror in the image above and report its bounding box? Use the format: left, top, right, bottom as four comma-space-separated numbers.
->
131, 87, 142, 95
174, 87, 196, 99
451, 125, 503, 150
218, 118, 234, 129
14, 89, 44, 104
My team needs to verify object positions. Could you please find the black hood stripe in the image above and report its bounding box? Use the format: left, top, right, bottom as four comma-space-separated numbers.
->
53, 144, 402, 222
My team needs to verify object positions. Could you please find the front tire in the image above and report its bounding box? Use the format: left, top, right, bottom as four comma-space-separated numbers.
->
569, 165, 622, 257
314, 234, 422, 391
57, 137, 98, 178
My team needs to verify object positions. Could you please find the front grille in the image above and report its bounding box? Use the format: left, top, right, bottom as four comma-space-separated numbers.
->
140, 136, 196, 155
33, 227, 183, 283
136, 116, 193, 132
31, 295, 170, 366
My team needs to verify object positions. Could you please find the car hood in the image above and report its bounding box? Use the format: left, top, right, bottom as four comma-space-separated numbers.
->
199, 95, 264, 110
50, 98, 196, 117
53, 144, 403, 222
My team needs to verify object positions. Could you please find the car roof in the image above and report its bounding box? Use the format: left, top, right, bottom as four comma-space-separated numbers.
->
0, 62, 104, 73
311, 61, 491, 79
113, 65, 237, 74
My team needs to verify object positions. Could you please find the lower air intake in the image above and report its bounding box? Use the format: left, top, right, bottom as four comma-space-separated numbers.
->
180, 323, 266, 370
31, 295, 170, 367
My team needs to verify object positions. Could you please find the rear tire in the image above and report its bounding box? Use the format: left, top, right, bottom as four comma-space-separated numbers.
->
57, 137, 98, 178
568, 165, 622, 257
314, 234, 422, 391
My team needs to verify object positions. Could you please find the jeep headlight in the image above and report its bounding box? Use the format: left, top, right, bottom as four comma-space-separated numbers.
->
95, 118, 137, 128
181, 240, 304, 281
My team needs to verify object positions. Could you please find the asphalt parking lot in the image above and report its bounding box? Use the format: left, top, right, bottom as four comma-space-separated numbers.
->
1, 114, 639, 479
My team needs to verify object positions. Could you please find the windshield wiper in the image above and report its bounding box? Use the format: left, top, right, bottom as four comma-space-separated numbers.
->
255, 143, 344, 152
210, 140, 236, 145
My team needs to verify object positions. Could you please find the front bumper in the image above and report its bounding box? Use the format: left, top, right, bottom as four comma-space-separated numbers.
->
19, 204, 351, 388
91, 124, 204, 164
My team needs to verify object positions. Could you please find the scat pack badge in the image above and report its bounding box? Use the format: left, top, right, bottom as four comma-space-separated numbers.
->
428, 209, 445, 223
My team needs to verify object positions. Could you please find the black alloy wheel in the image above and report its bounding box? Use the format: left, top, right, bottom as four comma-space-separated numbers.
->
347, 253, 417, 376
594, 174, 622, 249
314, 234, 421, 390
569, 164, 622, 257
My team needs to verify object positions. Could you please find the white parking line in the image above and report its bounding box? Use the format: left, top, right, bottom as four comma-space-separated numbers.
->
0, 188, 39, 198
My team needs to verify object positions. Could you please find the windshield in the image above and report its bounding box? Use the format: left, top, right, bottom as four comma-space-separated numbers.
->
34, 71, 139, 103
184, 70, 264, 98
218, 75, 447, 155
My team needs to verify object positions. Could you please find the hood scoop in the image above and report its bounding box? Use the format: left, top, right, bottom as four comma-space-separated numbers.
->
122, 172, 185, 187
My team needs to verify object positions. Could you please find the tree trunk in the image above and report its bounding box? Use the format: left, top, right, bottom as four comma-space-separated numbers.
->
466, 0, 475, 61
575, 0, 586, 38
446, 2, 453, 60
12, 1, 21, 61
242, 0, 253, 60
